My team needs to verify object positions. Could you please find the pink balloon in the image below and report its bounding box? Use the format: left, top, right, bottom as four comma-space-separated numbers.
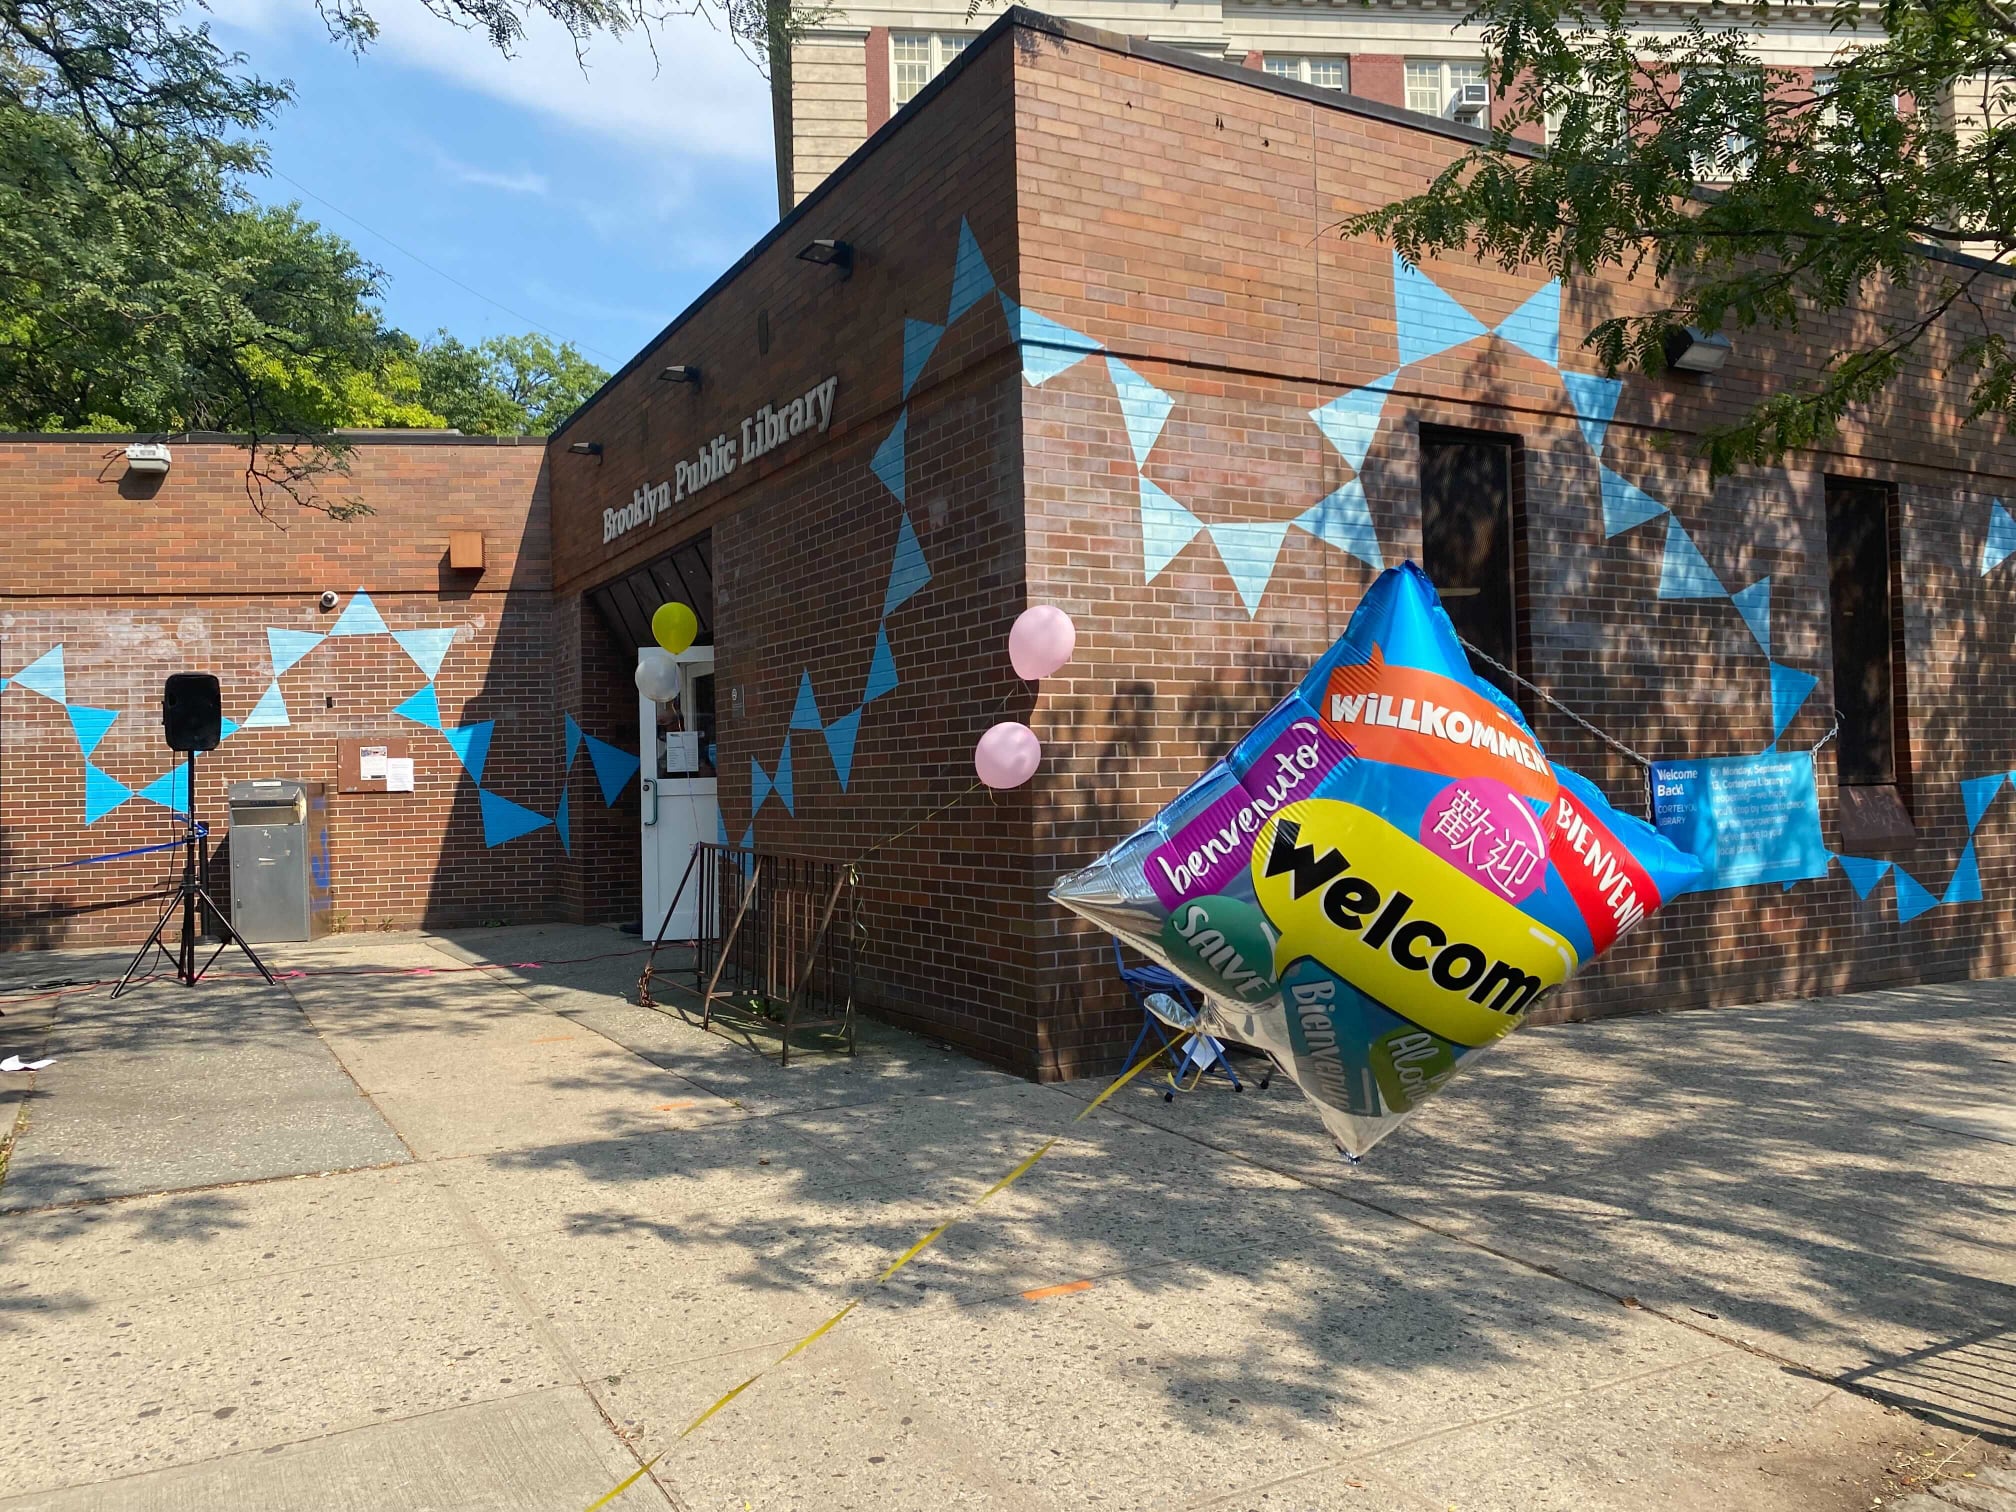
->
1008, 605, 1076, 681
974, 721, 1042, 789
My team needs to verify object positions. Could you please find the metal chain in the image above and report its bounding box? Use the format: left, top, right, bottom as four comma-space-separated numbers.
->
1808, 706, 1842, 754
1454, 636, 1653, 770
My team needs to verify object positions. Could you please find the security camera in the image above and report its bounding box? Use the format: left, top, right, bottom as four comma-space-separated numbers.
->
318, 590, 339, 612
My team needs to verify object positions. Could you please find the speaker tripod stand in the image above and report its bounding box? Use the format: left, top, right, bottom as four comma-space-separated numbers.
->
110, 751, 277, 999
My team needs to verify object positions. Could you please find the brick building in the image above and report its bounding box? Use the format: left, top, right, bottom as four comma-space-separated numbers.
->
5, 10, 2013, 1078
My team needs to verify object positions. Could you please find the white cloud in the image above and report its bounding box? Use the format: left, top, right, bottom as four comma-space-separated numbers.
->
433, 150, 550, 195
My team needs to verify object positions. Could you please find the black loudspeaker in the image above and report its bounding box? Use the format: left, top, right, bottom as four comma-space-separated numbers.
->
162, 673, 223, 753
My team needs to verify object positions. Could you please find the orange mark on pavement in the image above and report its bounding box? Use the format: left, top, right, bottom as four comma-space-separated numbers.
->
529, 1035, 573, 1044
1021, 1280, 1093, 1301
656, 1099, 700, 1111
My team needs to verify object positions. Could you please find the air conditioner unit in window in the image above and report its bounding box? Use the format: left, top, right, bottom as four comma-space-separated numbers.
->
1452, 83, 1490, 121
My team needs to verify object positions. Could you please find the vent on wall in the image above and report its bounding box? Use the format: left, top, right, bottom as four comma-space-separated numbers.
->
588, 532, 714, 656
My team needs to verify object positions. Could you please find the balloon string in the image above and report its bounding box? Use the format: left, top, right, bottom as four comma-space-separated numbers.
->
848, 780, 985, 870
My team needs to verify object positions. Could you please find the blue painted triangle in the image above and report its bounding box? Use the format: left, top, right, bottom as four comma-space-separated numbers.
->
1769, 663, 1818, 743
1141, 477, 1205, 580
1392, 252, 1489, 367
1295, 480, 1384, 569
1836, 853, 1892, 900
243, 680, 291, 729
1207, 520, 1293, 617
1495, 280, 1561, 368
555, 785, 571, 856
751, 756, 773, 813
790, 672, 823, 732
10, 645, 65, 704
1731, 577, 1772, 656
218, 717, 240, 742
266, 628, 324, 677
563, 713, 583, 772
82, 762, 133, 824
871, 411, 907, 504
773, 736, 795, 816
443, 721, 494, 784
478, 790, 550, 847
1562, 372, 1624, 457
946, 218, 996, 325
583, 732, 639, 805
1944, 840, 1984, 905
999, 294, 1101, 385
393, 683, 441, 731
903, 318, 945, 400
392, 628, 458, 681
327, 589, 388, 637
135, 764, 190, 815
66, 705, 118, 757
1309, 377, 1395, 474
1601, 467, 1668, 538
824, 707, 863, 791
1107, 358, 1174, 467
883, 512, 932, 618
1984, 499, 2016, 575
1658, 516, 1726, 600
1894, 865, 1939, 923
1962, 773, 2006, 832
863, 626, 899, 704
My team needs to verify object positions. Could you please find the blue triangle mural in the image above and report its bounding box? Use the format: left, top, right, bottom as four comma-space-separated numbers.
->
135, 765, 190, 815
1731, 577, 1772, 656
1944, 840, 1983, 905
752, 756, 773, 813
1141, 477, 1205, 580
392, 628, 458, 681
871, 411, 907, 504
790, 671, 823, 732
1836, 853, 1892, 900
218, 717, 240, 742
243, 680, 291, 729
1769, 663, 1818, 743
1107, 358, 1175, 467
883, 512, 932, 617
1309, 376, 1395, 474
555, 786, 571, 856
1983, 499, 2016, 575
583, 733, 639, 805
1295, 480, 1384, 569
478, 790, 550, 847
1601, 467, 1668, 537
824, 707, 863, 790
1562, 372, 1624, 457
266, 628, 324, 677
902, 318, 945, 399
66, 705, 118, 757
946, 218, 996, 325
862, 626, 899, 704
1658, 516, 1726, 600
1494, 280, 1561, 368
82, 762, 132, 825
1962, 773, 2006, 832
327, 589, 388, 637
443, 721, 494, 784
10, 645, 65, 704
1392, 253, 1489, 367
1000, 294, 1101, 386
1208, 521, 1293, 617
563, 713, 583, 772
773, 736, 795, 816
1893, 866, 1939, 923
393, 683, 442, 731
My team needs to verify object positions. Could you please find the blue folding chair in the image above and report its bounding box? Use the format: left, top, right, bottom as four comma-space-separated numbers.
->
1111, 937, 1258, 1100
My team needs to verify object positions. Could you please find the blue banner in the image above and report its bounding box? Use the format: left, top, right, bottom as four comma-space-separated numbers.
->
1650, 752, 1830, 891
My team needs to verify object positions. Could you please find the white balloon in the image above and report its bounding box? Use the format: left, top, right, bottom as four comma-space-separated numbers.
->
634, 649, 681, 703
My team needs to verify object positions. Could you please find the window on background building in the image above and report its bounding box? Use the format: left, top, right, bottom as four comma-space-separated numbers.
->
1419, 428, 1526, 710
892, 32, 971, 109
1681, 67, 1764, 181
1825, 476, 1911, 801
1263, 56, 1349, 91
1405, 60, 1489, 123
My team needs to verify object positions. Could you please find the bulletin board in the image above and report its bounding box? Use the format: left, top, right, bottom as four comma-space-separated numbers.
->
337, 737, 415, 794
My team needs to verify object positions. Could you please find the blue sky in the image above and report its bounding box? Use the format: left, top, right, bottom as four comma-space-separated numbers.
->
208, 0, 780, 370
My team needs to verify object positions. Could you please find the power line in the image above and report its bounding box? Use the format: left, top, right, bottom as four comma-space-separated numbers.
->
264, 168, 625, 364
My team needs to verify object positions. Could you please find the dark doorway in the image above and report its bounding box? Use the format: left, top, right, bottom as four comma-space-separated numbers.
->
1825, 476, 1910, 800
1419, 427, 1525, 709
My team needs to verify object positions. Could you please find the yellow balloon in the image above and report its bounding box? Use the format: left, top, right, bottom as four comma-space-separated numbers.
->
652, 602, 698, 655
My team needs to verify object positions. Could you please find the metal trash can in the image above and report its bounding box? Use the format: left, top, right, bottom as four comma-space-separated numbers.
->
227, 780, 333, 943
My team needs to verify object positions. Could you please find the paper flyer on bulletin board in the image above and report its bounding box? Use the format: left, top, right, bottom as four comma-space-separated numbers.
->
1649, 752, 1831, 891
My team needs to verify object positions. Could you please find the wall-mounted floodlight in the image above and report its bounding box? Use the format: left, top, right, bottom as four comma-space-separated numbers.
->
657, 365, 702, 386
1662, 326, 1733, 375
796, 238, 854, 278
567, 441, 604, 457
125, 443, 172, 476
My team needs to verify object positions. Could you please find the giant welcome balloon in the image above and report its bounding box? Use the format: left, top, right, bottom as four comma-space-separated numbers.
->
1051, 562, 1702, 1158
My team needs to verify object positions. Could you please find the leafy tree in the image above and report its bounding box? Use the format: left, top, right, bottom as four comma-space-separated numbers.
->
414, 330, 608, 435
1344, 0, 2016, 472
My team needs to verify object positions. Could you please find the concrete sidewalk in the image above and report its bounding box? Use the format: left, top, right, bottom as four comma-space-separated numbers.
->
1, 927, 2011, 1510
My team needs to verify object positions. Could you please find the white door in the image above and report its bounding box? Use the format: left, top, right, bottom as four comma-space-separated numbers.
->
639, 647, 719, 942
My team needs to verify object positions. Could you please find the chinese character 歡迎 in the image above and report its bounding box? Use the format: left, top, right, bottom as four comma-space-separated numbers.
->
1432, 788, 1493, 862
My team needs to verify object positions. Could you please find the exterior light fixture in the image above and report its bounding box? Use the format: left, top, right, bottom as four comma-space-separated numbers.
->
657, 365, 702, 386
1662, 326, 1733, 375
796, 238, 854, 277
124, 442, 172, 476
567, 441, 604, 457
